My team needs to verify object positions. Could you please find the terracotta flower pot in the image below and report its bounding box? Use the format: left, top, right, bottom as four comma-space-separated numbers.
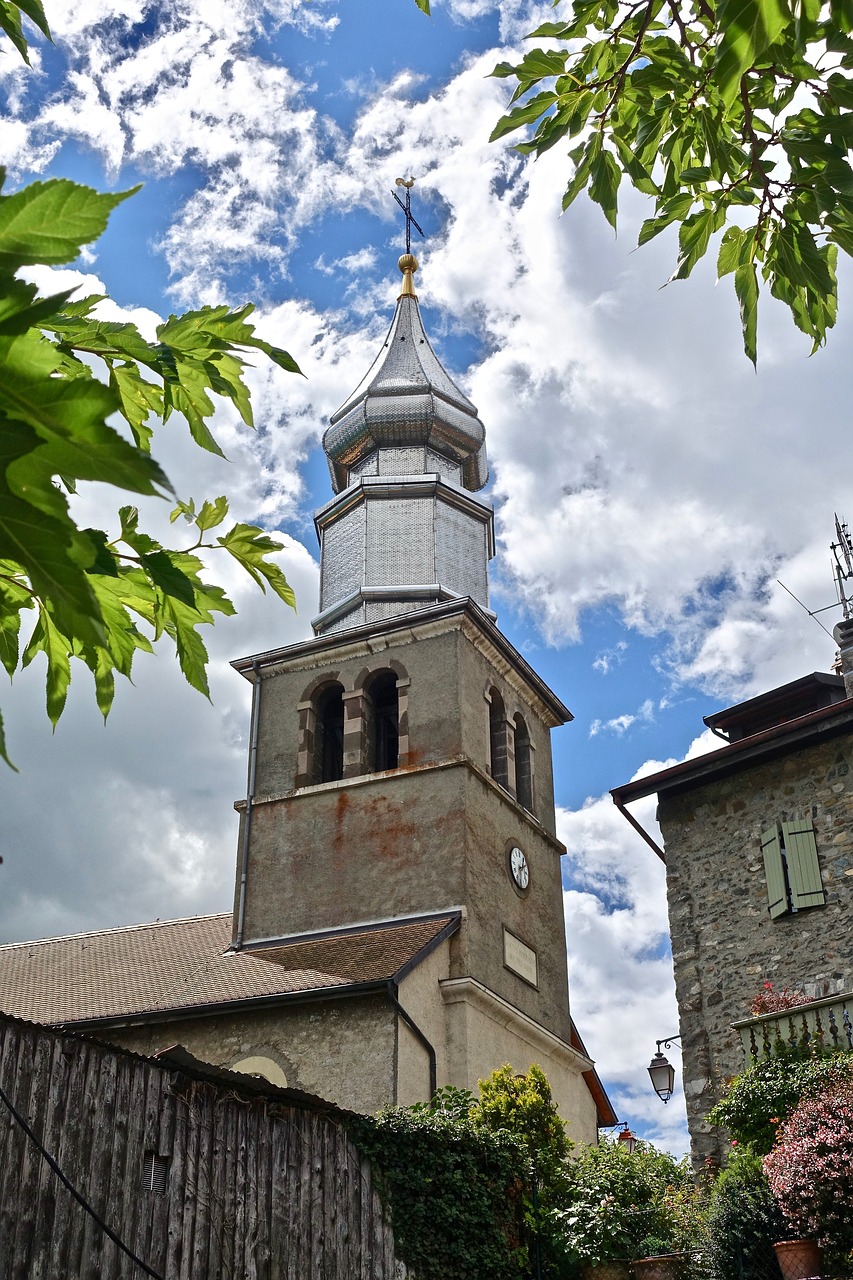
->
632, 1254, 690, 1280
773, 1239, 825, 1280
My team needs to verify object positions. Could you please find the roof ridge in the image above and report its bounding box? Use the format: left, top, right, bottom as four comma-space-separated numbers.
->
0, 912, 230, 952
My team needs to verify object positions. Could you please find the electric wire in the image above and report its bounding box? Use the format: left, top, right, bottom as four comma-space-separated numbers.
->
0, 1077, 166, 1280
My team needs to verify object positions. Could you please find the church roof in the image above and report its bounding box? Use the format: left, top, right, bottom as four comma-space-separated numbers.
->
323, 255, 488, 493
0, 911, 461, 1027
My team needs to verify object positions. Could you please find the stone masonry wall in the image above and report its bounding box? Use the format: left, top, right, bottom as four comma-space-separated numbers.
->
657, 731, 853, 1167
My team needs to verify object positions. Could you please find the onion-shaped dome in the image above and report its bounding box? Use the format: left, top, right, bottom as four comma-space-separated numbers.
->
323, 254, 488, 493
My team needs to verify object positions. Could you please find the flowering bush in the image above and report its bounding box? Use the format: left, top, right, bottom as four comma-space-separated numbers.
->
551, 1137, 698, 1270
709, 1048, 853, 1155
764, 1080, 853, 1249
749, 981, 809, 1016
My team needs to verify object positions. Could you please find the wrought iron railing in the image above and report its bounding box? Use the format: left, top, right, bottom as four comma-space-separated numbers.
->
733, 990, 853, 1058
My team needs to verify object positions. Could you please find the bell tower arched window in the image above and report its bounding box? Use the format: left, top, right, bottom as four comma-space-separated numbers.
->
315, 683, 344, 783
514, 713, 534, 813
488, 688, 509, 789
367, 670, 399, 772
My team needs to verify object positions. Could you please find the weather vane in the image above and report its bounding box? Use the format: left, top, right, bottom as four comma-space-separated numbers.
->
832, 513, 853, 620
393, 176, 425, 255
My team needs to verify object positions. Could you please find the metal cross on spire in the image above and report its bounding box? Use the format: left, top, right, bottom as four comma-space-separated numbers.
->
392, 177, 425, 254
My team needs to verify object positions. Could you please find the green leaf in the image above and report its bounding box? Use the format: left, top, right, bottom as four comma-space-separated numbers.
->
0, 1, 30, 62
108, 362, 163, 451
412, 0, 429, 12
734, 261, 759, 365
671, 208, 719, 280
0, 418, 105, 647
140, 550, 198, 609
0, 180, 138, 270
489, 91, 559, 142
218, 523, 297, 608
638, 194, 693, 246
589, 149, 621, 231
14, 0, 50, 39
22, 609, 72, 725
195, 496, 229, 532
714, 0, 792, 107
718, 225, 747, 276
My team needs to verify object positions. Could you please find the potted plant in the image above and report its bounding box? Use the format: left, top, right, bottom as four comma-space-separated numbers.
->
764, 1078, 853, 1277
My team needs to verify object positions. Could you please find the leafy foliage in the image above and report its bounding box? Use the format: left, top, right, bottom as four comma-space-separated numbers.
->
551, 1136, 699, 1269
764, 1079, 853, 1250
0, 167, 300, 766
749, 980, 809, 1015
488, 0, 853, 362
704, 1146, 788, 1280
472, 1062, 573, 1180
709, 1048, 853, 1155
347, 1103, 528, 1280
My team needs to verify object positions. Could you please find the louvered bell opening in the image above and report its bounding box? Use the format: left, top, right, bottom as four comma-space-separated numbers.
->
143, 1151, 169, 1194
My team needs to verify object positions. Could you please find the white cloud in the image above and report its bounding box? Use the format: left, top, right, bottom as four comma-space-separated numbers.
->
589, 698, 655, 738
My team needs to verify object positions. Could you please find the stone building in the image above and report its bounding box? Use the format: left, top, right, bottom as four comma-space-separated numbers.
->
0, 253, 613, 1142
612, 639, 853, 1166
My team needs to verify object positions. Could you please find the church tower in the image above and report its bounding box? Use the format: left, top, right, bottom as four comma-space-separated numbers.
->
228, 248, 603, 1135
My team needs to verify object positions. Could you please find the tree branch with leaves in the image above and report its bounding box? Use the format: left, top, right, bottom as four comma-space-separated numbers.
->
483, 0, 852, 363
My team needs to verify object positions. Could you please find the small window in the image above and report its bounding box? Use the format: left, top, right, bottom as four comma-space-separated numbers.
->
315, 683, 344, 783
761, 819, 826, 919
488, 689, 509, 788
514, 713, 533, 813
143, 1152, 169, 1194
368, 671, 399, 772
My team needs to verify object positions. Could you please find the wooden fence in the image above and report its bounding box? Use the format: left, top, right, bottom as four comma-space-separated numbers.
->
0, 1014, 401, 1279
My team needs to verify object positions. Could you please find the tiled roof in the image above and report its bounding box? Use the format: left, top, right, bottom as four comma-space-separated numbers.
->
0, 912, 459, 1026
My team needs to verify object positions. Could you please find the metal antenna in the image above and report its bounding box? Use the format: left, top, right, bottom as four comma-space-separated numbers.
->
392, 176, 425, 254
832, 513, 853, 620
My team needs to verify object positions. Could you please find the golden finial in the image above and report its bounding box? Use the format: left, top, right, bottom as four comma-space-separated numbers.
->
398, 252, 418, 298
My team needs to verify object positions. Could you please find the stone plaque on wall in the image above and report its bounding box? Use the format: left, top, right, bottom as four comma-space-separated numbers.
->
503, 928, 538, 987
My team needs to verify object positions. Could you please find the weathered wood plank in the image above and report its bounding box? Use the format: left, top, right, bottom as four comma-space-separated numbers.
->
0, 1019, 402, 1279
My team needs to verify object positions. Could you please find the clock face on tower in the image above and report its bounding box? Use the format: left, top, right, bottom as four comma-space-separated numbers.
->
509, 845, 529, 891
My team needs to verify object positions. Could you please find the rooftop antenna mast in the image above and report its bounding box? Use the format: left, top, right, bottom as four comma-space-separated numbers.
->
832, 513, 853, 620
392, 176, 425, 254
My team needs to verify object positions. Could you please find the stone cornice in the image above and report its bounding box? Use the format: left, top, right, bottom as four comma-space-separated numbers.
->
439, 976, 592, 1072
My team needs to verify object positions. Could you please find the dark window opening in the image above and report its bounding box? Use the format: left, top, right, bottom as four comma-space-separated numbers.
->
316, 684, 344, 783
143, 1151, 169, 1194
369, 672, 399, 772
514, 713, 533, 812
489, 689, 509, 788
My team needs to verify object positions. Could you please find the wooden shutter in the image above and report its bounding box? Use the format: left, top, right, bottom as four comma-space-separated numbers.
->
782, 820, 826, 911
761, 825, 789, 919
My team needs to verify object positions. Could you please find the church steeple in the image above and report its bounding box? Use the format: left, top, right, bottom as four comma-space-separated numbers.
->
312, 254, 495, 636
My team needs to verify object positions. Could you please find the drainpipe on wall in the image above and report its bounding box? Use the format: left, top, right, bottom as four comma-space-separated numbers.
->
234, 660, 262, 950
387, 982, 437, 1098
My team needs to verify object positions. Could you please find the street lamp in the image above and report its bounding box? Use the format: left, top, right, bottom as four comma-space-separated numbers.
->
648, 1035, 682, 1104
617, 1123, 637, 1153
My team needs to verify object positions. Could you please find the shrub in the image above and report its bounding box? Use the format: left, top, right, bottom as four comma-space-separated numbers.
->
552, 1137, 698, 1272
709, 1049, 853, 1155
348, 1105, 528, 1280
764, 1080, 853, 1251
704, 1146, 787, 1280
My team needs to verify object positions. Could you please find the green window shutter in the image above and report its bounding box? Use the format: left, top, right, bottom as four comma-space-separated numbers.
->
761, 825, 789, 918
782, 820, 826, 910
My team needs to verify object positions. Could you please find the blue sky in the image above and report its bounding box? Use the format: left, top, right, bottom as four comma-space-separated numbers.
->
2, 0, 851, 1154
